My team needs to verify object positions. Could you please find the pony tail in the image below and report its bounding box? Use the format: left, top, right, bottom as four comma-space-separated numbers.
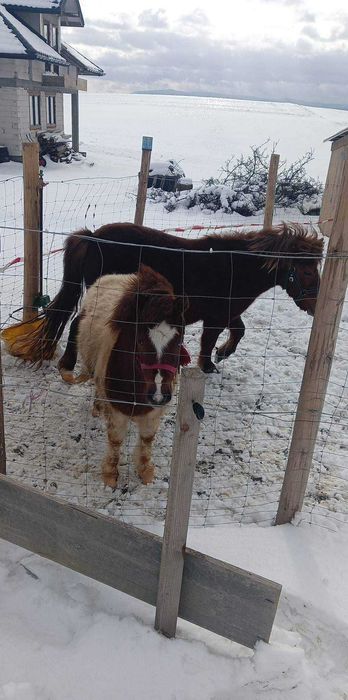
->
3, 229, 93, 365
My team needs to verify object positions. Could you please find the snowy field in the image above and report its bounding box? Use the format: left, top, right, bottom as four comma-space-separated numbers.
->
1, 94, 348, 698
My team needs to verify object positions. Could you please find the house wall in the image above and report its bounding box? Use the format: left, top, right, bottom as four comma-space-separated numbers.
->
0, 85, 64, 158
0, 86, 24, 158
13, 10, 41, 33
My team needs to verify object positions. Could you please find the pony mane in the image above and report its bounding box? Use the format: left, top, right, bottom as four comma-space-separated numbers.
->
206, 223, 324, 271
110, 264, 176, 327
244, 223, 324, 270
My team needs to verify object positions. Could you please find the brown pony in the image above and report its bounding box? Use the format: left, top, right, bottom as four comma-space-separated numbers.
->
7, 222, 323, 373
69, 265, 189, 488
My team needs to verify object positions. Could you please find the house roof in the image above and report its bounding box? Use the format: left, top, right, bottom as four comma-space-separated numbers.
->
0, 0, 84, 27
61, 41, 104, 76
0, 5, 67, 62
324, 128, 348, 143
0, 0, 61, 9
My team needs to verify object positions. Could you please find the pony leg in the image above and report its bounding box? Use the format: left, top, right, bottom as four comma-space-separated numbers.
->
58, 315, 88, 383
101, 408, 128, 489
215, 316, 245, 363
92, 380, 103, 417
198, 324, 222, 373
133, 411, 163, 484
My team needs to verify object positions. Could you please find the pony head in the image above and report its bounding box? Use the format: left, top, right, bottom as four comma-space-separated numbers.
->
111, 265, 190, 407
248, 224, 323, 316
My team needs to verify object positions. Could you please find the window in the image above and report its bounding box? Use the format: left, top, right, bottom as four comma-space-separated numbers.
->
46, 95, 56, 126
43, 21, 49, 43
30, 94, 41, 127
43, 22, 59, 73
51, 25, 58, 50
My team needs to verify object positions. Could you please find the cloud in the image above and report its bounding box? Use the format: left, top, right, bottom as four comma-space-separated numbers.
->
65, 11, 348, 107
179, 9, 210, 28
301, 24, 320, 39
138, 9, 168, 29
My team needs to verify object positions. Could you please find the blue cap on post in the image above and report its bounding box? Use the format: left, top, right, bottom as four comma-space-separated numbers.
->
142, 136, 153, 151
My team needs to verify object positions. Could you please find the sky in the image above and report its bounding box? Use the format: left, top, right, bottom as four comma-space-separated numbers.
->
63, 0, 348, 106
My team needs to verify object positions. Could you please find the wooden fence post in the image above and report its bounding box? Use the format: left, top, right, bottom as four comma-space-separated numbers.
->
263, 153, 280, 229
155, 367, 206, 638
134, 136, 153, 226
276, 158, 348, 525
0, 340, 6, 475
22, 142, 41, 322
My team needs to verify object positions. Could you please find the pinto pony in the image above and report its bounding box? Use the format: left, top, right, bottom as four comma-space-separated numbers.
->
68, 266, 189, 488
4, 222, 323, 373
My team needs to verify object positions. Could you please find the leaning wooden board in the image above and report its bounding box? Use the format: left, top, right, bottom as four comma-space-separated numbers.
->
0, 475, 281, 648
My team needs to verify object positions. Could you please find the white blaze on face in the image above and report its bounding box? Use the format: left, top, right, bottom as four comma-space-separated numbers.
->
149, 321, 177, 360
153, 371, 163, 403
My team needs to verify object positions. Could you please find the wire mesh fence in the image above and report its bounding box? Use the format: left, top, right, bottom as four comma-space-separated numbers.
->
1, 173, 347, 531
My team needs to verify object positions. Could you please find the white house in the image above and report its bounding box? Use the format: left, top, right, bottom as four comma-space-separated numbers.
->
0, 0, 104, 160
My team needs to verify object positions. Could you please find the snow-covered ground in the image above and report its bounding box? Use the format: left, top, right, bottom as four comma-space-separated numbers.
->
1, 94, 348, 698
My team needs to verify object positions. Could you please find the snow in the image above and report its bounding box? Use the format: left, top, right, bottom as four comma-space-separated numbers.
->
0, 6, 66, 62
0, 93, 348, 697
149, 159, 185, 177
1, 523, 348, 699
0, 0, 61, 9
0, 9, 26, 53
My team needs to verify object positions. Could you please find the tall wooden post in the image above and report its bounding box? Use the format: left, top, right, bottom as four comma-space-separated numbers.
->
0, 340, 6, 475
23, 142, 41, 322
155, 367, 206, 638
263, 153, 280, 229
71, 92, 79, 152
276, 158, 348, 525
134, 136, 153, 226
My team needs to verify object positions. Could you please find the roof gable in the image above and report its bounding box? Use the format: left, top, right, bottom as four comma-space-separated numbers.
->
0, 5, 67, 62
1, 0, 62, 11
0, 0, 84, 26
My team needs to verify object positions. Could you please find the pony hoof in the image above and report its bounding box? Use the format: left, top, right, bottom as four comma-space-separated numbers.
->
201, 360, 220, 374
59, 369, 89, 384
103, 473, 119, 489
138, 465, 155, 485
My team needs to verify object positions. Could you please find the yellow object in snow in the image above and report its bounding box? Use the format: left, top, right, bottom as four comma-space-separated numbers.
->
0, 318, 44, 360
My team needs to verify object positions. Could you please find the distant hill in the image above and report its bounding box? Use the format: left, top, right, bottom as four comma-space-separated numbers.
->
133, 89, 348, 112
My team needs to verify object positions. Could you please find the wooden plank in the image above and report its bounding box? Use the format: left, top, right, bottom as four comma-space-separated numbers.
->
0, 475, 281, 647
0, 341, 5, 475
22, 142, 41, 322
134, 136, 152, 225
155, 367, 206, 638
180, 548, 281, 646
276, 159, 348, 524
263, 153, 280, 229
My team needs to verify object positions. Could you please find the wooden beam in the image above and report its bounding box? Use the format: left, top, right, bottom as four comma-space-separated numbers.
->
155, 367, 206, 638
0, 341, 6, 475
263, 153, 280, 229
276, 159, 348, 524
134, 136, 152, 226
0, 475, 281, 648
320, 139, 348, 237
22, 142, 41, 322
71, 92, 79, 152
